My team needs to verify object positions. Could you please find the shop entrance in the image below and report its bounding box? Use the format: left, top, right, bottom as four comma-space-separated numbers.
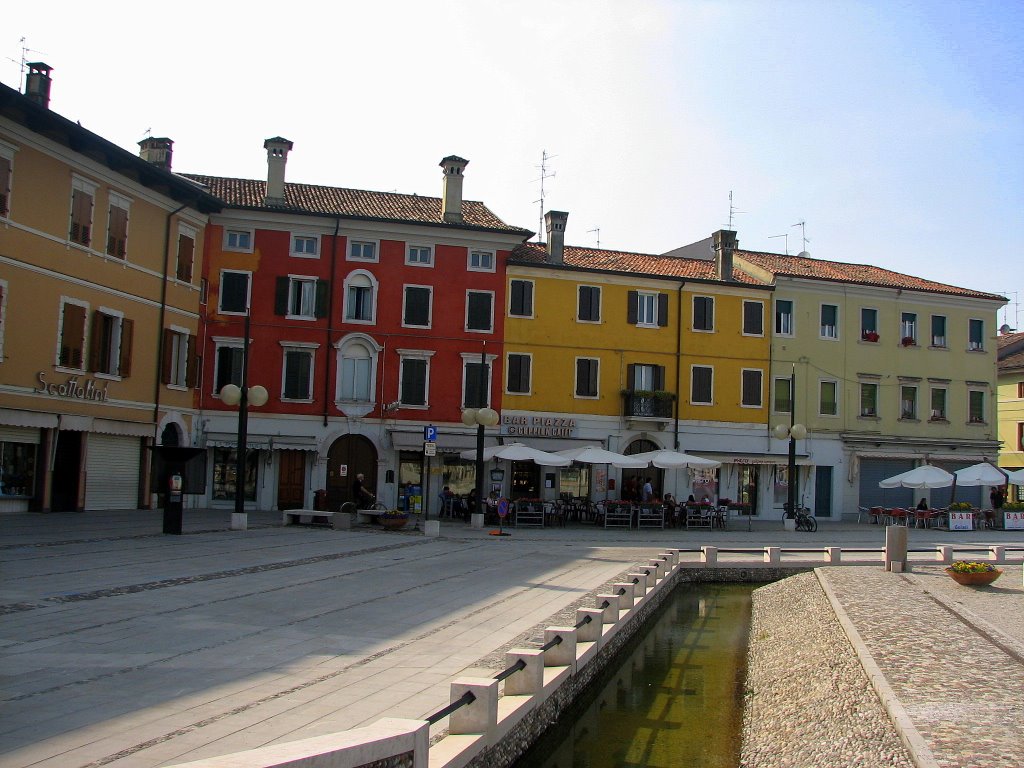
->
277, 450, 306, 511
327, 435, 377, 511
51, 430, 82, 512
739, 466, 759, 516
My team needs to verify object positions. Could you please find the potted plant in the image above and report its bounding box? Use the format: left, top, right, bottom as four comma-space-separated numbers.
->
901, 336, 916, 347
949, 501, 973, 511
945, 560, 1002, 586
378, 509, 410, 530
861, 330, 879, 342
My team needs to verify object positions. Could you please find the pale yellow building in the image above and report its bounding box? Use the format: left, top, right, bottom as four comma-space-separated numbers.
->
997, 331, 1024, 500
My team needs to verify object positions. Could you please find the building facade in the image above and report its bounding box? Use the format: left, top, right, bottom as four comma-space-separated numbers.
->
997, 330, 1024, 499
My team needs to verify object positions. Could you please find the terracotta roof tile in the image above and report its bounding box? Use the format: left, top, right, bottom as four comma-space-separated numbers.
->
737, 250, 1004, 301
997, 331, 1024, 350
179, 174, 531, 235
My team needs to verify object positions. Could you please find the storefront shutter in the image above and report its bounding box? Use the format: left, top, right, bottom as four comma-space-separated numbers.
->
84, 434, 140, 510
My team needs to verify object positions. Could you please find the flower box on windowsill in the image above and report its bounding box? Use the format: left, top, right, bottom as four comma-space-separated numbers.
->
901, 336, 916, 347
861, 331, 880, 343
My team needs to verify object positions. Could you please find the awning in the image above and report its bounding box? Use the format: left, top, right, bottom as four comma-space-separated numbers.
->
689, 451, 812, 466
390, 431, 494, 453
204, 432, 272, 450
92, 418, 155, 438
0, 408, 59, 429
268, 436, 319, 452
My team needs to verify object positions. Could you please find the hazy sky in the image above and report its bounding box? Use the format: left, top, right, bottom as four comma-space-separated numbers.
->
5, 1, 1022, 328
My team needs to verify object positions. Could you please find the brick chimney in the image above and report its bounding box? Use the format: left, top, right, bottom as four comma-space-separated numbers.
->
713, 229, 737, 281
263, 137, 294, 206
24, 62, 53, 109
138, 137, 174, 170
440, 156, 469, 223
545, 211, 569, 264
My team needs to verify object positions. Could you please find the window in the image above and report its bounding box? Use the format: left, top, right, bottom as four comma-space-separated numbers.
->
775, 299, 793, 335
1018, 422, 1024, 451
691, 366, 713, 405
577, 285, 601, 322
575, 358, 599, 398
214, 341, 243, 395
819, 380, 838, 416
861, 308, 878, 341
931, 315, 947, 348
219, 271, 251, 314
507, 353, 531, 394
58, 300, 87, 369
105, 194, 130, 259
466, 291, 494, 332
89, 309, 132, 377
176, 224, 196, 283
629, 363, 664, 391
463, 357, 493, 408
0, 144, 12, 217
930, 388, 947, 421
337, 337, 378, 403
741, 369, 763, 407
399, 357, 429, 406
627, 291, 668, 327
407, 245, 432, 266
900, 385, 918, 420
693, 296, 714, 331
469, 250, 495, 271
162, 327, 194, 388
282, 346, 315, 401
968, 390, 985, 423
742, 301, 764, 335
1018, 381, 1024, 399
0, 279, 6, 362
901, 312, 917, 345
860, 382, 878, 417
348, 240, 378, 261
291, 234, 319, 257
403, 286, 432, 327
0, 440, 35, 497
774, 377, 792, 413
224, 229, 252, 252
509, 279, 534, 317
820, 304, 838, 339
212, 447, 257, 502
344, 272, 377, 323
275, 276, 326, 320
968, 319, 984, 350
69, 178, 96, 247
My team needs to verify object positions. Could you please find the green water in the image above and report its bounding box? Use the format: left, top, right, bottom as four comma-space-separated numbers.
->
514, 583, 754, 768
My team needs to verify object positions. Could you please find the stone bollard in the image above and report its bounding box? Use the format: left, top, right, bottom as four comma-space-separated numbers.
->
471, 513, 485, 529
648, 559, 667, 580
543, 627, 577, 669
613, 582, 635, 608
885, 524, 908, 572
575, 608, 605, 644
662, 550, 679, 566
825, 547, 841, 564
597, 594, 620, 624
989, 546, 1005, 563
763, 546, 781, 565
502, 649, 544, 696
424, 520, 440, 537
333, 512, 354, 530
936, 545, 953, 563
628, 572, 649, 593
448, 677, 498, 737
701, 546, 718, 566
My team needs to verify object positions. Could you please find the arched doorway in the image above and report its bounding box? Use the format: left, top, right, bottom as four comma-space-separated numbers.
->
327, 434, 378, 511
623, 439, 659, 499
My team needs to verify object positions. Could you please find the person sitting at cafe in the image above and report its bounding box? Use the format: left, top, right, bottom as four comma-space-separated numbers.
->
916, 497, 928, 511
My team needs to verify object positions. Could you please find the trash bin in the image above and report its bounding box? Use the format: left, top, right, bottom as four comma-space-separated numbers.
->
314, 489, 328, 511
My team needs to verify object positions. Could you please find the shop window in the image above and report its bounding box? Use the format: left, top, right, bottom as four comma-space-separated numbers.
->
212, 447, 258, 501
0, 441, 36, 497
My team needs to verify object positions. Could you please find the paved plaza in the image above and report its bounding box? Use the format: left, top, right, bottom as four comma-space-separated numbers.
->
1, 509, 1022, 767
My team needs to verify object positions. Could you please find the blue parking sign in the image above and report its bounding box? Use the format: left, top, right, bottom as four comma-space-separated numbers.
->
424, 425, 438, 442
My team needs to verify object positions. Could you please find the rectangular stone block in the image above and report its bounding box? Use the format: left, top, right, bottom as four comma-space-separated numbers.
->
543, 627, 577, 669
575, 609, 604, 644
701, 546, 718, 566
763, 546, 781, 564
502, 649, 544, 696
449, 677, 498, 737
613, 582, 635, 607
597, 594, 619, 624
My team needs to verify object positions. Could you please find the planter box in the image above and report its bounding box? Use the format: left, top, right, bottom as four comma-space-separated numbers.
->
945, 568, 1002, 586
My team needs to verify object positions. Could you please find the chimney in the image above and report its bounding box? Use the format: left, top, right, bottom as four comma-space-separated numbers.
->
713, 229, 737, 281
440, 155, 469, 223
24, 62, 53, 109
263, 136, 294, 206
138, 137, 174, 171
545, 211, 569, 264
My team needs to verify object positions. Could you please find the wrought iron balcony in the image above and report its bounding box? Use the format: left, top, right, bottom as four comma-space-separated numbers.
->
622, 391, 674, 419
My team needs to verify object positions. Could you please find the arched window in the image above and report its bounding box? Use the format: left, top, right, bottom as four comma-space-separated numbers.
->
335, 333, 381, 417
342, 270, 378, 324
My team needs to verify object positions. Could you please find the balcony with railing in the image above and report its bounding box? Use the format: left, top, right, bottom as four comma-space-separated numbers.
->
622, 391, 674, 421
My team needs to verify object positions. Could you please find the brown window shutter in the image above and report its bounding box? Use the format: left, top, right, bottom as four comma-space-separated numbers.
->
657, 293, 669, 327
119, 318, 133, 377
0, 156, 10, 215
107, 206, 128, 258
627, 291, 638, 324
88, 311, 102, 372
186, 334, 200, 388
161, 328, 173, 384
275, 277, 290, 316
62, 303, 86, 368
177, 234, 194, 282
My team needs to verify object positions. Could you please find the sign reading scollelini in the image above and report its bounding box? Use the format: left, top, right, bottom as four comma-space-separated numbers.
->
501, 414, 577, 438
34, 372, 109, 402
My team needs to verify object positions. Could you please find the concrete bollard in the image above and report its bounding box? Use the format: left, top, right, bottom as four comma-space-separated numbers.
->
763, 546, 781, 565
448, 677, 498, 737
662, 550, 679, 566
701, 546, 718, 566
575, 608, 605, 644
597, 594, 620, 623
471, 513, 485, 529
332, 512, 354, 530
543, 627, 577, 668
885, 524, 908, 572
424, 520, 440, 537
989, 546, 1005, 563
628, 572, 648, 593
936, 545, 953, 563
825, 547, 841, 564
502, 649, 544, 696
648, 559, 666, 580
613, 582, 635, 607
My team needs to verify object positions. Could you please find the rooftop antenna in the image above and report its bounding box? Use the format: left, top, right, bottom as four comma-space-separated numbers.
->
768, 233, 789, 255
587, 226, 601, 248
999, 290, 1019, 333
532, 150, 556, 242
792, 220, 811, 257
727, 191, 745, 230
7, 37, 47, 89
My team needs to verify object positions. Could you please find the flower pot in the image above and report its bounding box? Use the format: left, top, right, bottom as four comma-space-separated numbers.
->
379, 515, 409, 531
945, 568, 1002, 586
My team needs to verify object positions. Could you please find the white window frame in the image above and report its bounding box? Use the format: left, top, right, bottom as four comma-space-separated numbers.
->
104, 191, 132, 260
465, 290, 495, 333
167, 324, 190, 390
742, 300, 764, 337
636, 291, 658, 328
468, 249, 495, 272
176, 222, 197, 284
860, 381, 879, 418
219, 269, 252, 315
773, 376, 792, 414
461, 352, 497, 408
93, 305, 126, 379
69, 175, 98, 249
335, 333, 382, 406
691, 365, 713, 406
212, 337, 244, 397
692, 295, 715, 332
968, 318, 985, 351
929, 386, 948, 421
290, 233, 320, 258
818, 378, 839, 417
967, 387, 986, 424
397, 349, 435, 409
223, 228, 254, 252
930, 315, 948, 348
577, 285, 602, 323
402, 284, 433, 329
740, 368, 763, 408
775, 299, 794, 337
506, 352, 532, 395
574, 356, 600, 399
900, 312, 918, 344
508, 279, 535, 318
279, 341, 319, 402
286, 275, 319, 320
406, 244, 433, 267
0, 278, 8, 362
56, 296, 89, 371
900, 384, 918, 421
819, 303, 839, 340
342, 270, 378, 325
347, 238, 379, 262
0, 139, 16, 218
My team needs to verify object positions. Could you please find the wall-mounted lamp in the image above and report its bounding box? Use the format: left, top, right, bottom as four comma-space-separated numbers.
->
490, 468, 505, 482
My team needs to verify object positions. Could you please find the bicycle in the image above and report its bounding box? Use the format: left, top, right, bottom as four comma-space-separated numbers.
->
795, 507, 817, 532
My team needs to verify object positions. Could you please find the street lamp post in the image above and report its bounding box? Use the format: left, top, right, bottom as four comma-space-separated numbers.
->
219, 312, 268, 531
773, 367, 806, 522
461, 346, 498, 521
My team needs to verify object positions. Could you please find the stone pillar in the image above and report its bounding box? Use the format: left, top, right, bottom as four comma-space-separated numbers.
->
701, 546, 718, 566
885, 524, 908, 572
448, 677, 498, 736
575, 609, 604, 644
543, 627, 577, 668
502, 649, 544, 696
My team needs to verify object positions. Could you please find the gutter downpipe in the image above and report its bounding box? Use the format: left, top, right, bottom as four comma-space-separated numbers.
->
153, 203, 190, 432
323, 217, 341, 427
674, 281, 684, 449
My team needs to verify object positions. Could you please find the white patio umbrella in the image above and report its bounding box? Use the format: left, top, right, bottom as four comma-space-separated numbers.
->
628, 449, 721, 470
555, 445, 649, 468
953, 462, 1009, 486
878, 464, 954, 489
1005, 468, 1024, 485
458, 442, 570, 466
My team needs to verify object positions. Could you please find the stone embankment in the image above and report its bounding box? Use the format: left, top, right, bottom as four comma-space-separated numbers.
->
740, 572, 914, 768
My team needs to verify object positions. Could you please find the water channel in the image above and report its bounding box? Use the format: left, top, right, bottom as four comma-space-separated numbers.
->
514, 583, 755, 768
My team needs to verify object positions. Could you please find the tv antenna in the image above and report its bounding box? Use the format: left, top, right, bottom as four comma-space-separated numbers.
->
532, 149, 556, 242
792, 220, 811, 257
727, 191, 745, 230
768, 233, 789, 255
6, 38, 47, 88
587, 226, 601, 248
999, 290, 1020, 333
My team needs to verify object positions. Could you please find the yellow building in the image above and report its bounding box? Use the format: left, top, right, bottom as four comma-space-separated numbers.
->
0, 70, 220, 512
997, 331, 1024, 499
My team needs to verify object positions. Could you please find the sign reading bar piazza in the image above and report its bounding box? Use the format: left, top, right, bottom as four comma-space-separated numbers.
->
34, 372, 109, 402
502, 414, 577, 439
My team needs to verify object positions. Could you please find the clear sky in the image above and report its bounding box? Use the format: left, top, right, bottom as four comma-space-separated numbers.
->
4, 1, 1022, 328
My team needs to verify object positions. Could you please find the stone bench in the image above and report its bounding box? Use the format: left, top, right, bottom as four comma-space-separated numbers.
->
282, 508, 384, 529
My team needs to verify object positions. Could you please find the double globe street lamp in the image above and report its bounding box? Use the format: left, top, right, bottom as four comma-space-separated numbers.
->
462, 405, 499, 519
772, 367, 806, 522
220, 379, 268, 531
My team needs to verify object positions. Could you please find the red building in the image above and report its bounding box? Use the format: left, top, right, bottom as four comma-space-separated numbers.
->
185, 141, 530, 512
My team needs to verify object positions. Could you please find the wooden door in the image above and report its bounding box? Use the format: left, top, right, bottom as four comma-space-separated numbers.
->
327, 435, 378, 511
277, 450, 306, 510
